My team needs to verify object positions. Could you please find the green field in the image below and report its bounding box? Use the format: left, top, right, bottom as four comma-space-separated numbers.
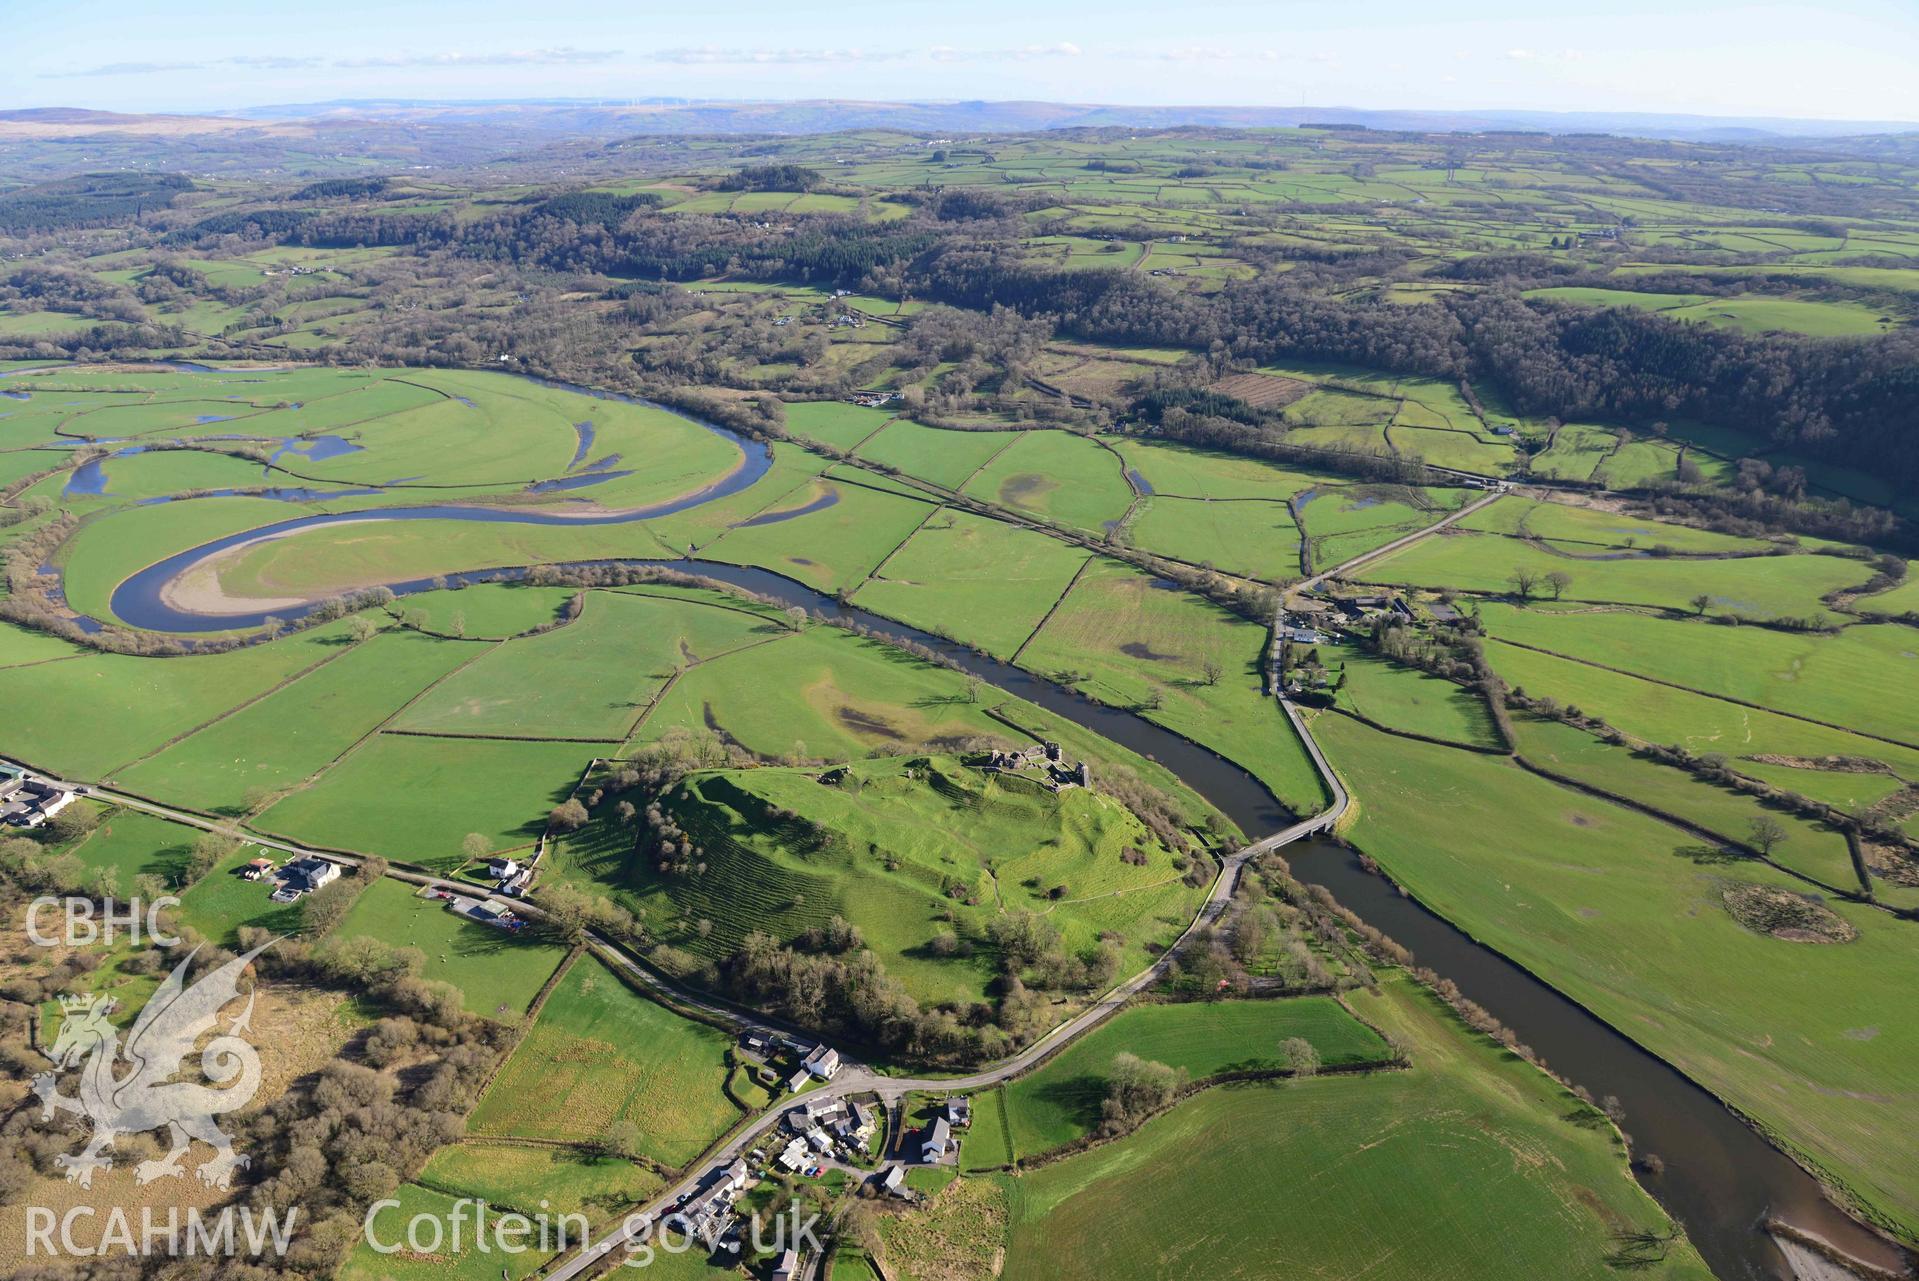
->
1331, 650, 1502, 748
1295, 483, 1460, 571
974, 977, 1709, 1281
961, 430, 1135, 534
782, 400, 897, 451
331, 879, 565, 1020
1484, 638, 1919, 779
171, 844, 312, 944
65, 809, 197, 886
418, 1140, 663, 1225
390, 583, 581, 637
340, 1182, 549, 1281
1316, 712, 1919, 1241
854, 419, 1024, 489
1358, 531, 1864, 622
255, 734, 590, 866
853, 509, 1091, 659
1857, 575, 1919, 617
469, 954, 740, 1167
1511, 714, 1863, 890
1017, 559, 1328, 813
0, 620, 360, 779
1479, 604, 1919, 749
1110, 439, 1350, 502
1524, 286, 1897, 337
992, 996, 1392, 1161
117, 627, 471, 813
701, 474, 936, 593
1459, 496, 1773, 555
1125, 494, 1299, 579
394, 591, 773, 739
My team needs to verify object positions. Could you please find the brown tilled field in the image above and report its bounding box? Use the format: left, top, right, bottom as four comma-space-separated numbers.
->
1210, 372, 1313, 409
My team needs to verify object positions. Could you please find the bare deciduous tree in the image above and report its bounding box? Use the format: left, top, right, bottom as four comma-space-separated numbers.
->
1746, 815, 1787, 858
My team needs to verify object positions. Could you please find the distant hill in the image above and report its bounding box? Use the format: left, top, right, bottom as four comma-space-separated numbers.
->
1, 98, 1913, 183
231, 98, 1919, 142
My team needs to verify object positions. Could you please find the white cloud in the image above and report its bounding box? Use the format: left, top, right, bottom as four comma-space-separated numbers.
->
43, 60, 203, 78
227, 56, 325, 70
335, 47, 621, 69
926, 42, 1083, 62
647, 46, 893, 65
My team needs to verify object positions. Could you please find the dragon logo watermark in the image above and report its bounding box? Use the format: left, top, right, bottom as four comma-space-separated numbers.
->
32, 940, 272, 1191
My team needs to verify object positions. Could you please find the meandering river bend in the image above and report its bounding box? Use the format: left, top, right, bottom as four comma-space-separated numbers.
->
69, 379, 1914, 1281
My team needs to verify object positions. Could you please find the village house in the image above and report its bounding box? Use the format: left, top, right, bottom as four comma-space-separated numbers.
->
776, 1137, 810, 1173
241, 857, 277, 881
3, 777, 76, 829
920, 1116, 954, 1164
270, 856, 340, 900
942, 1096, 972, 1128
802, 1044, 841, 1079
772, 1248, 800, 1281
792, 1096, 846, 1131
880, 1165, 908, 1197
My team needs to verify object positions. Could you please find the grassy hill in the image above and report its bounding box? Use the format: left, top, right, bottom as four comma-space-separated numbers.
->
549, 753, 1207, 1007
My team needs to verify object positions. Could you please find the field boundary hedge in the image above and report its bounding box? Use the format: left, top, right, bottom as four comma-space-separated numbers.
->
1491, 635, 1919, 753
1512, 754, 1871, 901
103, 636, 368, 779
1326, 703, 1507, 755
995, 1058, 1412, 1175
469, 944, 585, 1098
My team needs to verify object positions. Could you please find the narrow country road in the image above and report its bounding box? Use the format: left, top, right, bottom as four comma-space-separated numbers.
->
2, 475, 1428, 1281
535, 701, 1350, 1281
1292, 487, 1504, 598
2, 689, 1350, 1281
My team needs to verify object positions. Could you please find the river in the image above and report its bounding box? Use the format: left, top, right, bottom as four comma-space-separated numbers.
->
69, 380, 1913, 1280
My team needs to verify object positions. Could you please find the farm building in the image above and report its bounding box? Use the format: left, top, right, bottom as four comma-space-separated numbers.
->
2, 778, 75, 829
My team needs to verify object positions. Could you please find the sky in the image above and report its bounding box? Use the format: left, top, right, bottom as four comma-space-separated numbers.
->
6, 0, 1917, 123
